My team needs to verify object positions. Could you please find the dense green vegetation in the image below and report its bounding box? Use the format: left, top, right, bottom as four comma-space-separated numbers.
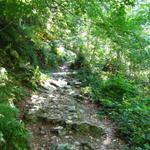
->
0, 0, 150, 149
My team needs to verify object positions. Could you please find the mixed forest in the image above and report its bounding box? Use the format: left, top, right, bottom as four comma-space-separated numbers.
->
0, 0, 150, 150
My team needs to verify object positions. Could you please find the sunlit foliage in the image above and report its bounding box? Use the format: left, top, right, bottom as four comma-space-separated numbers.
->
0, 0, 150, 149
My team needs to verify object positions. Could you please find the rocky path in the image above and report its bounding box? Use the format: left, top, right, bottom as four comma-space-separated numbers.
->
22, 65, 125, 150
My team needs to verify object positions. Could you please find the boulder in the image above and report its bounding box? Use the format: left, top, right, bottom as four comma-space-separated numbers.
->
66, 121, 104, 138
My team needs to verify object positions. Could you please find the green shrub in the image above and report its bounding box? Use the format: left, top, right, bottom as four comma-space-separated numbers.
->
14, 64, 42, 89
0, 68, 26, 104
78, 69, 150, 149
116, 97, 150, 149
0, 104, 30, 150
0, 68, 30, 149
101, 75, 136, 100
98, 96, 150, 149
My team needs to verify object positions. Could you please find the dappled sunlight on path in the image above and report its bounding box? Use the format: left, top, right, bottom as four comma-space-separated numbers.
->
22, 64, 125, 150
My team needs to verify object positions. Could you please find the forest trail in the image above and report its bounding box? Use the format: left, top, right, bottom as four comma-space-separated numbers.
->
21, 64, 125, 150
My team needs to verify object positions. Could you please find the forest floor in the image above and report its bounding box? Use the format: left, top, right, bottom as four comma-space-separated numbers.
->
19, 64, 126, 150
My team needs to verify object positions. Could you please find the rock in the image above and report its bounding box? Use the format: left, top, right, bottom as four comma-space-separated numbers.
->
79, 109, 84, 114
68, 80, 81, 87
39, 126, 46, 135
74, 81, 81, 86
64, 85, 72, 89
49, 79, 68, 88
38, 147, 45, 150
96, 139, 100, 142
68, 116, 72, 120
40, 130, 46, 135
51, 136, 57, 141
66, 121, 104, 138
75, 85, 81, 88
67, 89, 74, 95
65, 135, 69, 138
37, 115, 66, 126
55, 143, 77, 150
66, 120, 73, 124
50, 128, 59, 136
54, 126, 64, 130
72, 114, 78, 119
73, 93, 84, 101
80, 142, 95, 150
68, 106, 76, 112
41, 81, 56, 91
74, 141, 80, 146
50, 126, 64, 136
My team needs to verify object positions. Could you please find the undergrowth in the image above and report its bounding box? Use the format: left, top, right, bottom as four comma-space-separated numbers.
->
0, 68, 31, 149
77, 66, 150, 150
0, 20, 66, 149
0, 104, 30, 150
